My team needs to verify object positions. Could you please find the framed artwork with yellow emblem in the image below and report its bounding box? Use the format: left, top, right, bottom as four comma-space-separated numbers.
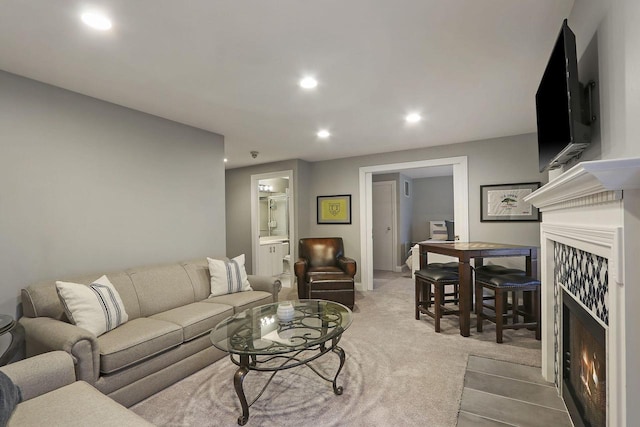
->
317, 195, 352, 224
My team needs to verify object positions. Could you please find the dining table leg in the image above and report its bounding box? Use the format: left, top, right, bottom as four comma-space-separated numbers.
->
458, 258, 471, 337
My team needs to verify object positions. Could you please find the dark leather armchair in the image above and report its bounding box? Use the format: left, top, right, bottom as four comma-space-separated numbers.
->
294, 237, 357, 308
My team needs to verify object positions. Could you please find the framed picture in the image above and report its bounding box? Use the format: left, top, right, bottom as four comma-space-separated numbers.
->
480, 182, 541, 222
317, 195, 352, 224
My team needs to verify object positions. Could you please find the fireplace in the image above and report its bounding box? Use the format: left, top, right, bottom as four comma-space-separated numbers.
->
524, 157, 640, 427
562, 291, 606, 427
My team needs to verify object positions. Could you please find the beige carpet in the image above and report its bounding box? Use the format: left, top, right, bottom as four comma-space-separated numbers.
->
131, 272, 541, 426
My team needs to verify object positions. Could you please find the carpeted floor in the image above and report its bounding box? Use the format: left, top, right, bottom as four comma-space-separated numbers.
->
131, 272, 542, 426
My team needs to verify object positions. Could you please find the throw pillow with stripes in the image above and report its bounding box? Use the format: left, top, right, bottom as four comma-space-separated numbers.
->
56, 275, 129, 337
208, 254, 253, 297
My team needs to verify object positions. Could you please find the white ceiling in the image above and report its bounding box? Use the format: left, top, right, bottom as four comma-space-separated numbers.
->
0, 1, 574, 169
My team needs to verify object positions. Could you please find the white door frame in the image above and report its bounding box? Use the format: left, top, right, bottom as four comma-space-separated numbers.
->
250, 170, 295, 284
359, 156, 469, 291
372, 181, 397, 271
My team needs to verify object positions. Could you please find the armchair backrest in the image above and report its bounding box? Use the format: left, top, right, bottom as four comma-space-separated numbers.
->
298, 237, 345, 268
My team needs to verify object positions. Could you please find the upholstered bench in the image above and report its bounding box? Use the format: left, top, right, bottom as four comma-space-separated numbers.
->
423, 262, 460, 304
307, 274, 354, 309
475, 273, 541, 343
424, 262, 459, 271
414, 267, 460, 332
474, 264, 526, 278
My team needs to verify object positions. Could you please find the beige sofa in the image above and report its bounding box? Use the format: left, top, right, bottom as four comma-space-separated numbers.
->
0, 351, 152, 426
19, 257, 281, 407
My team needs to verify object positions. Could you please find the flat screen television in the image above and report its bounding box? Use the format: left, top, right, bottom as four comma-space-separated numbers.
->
535, 19, 591, 172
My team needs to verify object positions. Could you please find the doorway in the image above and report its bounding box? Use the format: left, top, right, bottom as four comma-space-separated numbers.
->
372, 181, 396, 271
359, 156, 469, 291
250, 170, 295, 289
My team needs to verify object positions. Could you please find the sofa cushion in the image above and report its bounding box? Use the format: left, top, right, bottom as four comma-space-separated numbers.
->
97, 318, 183, 374
56, 275, 129, 337
207, 290, 273, 313
150, 302, 233, 341
208, 255, 252, 297
7, 381, 153, 427
182, 259, 216, 301
127, 264, 196, 317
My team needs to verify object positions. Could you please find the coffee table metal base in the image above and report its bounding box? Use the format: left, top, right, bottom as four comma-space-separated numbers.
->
231, 336, 346, 425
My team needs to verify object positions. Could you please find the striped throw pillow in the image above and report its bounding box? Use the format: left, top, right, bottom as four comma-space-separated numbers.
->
56, 275, 129, 337
208, 254, 253, 297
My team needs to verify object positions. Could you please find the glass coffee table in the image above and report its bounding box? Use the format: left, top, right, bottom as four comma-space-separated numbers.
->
210, 299, 352, 425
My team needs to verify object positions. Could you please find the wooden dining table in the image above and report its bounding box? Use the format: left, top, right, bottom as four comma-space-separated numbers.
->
418, 241, 538, 337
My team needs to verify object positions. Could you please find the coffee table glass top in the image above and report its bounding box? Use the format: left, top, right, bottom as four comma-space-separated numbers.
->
210, 300, 352, 356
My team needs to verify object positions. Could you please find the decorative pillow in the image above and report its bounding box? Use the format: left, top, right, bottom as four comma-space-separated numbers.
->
207, 254, 252, 297
56, 275, 129, 337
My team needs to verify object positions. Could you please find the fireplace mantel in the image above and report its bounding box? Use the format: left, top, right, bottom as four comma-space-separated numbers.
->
525, 157, 640, 427
524, 157, 640, 211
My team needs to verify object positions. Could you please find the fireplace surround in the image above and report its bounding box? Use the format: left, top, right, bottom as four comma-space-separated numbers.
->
525, 157, 640, 427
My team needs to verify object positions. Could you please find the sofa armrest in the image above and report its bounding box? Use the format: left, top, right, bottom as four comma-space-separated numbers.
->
0, 351, 76, 400
247, 275, 282, 301
19, 317, 100, 384
338, 256, 357, 277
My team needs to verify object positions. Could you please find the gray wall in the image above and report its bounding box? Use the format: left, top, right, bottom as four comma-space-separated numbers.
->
372, 173, 411, 266
398, 173, 413, 263
371, 173, 424, 268
412, 176, 454, 241
569, 0, 639, 162
306, 133, 545, 282
227, 133, 546, 282
225, 159, 310, 274
0, 71, 226, 317
568, 2, 640, 423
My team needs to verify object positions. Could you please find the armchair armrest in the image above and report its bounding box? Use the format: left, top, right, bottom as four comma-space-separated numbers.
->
19, 317, 100, 384
247, 275, 282, 301
337, 256, 357, 277
0, 351, 75, 400
293, 258, 308, 278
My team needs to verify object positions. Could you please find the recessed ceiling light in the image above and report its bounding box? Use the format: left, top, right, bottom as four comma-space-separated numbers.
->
405, 113, 422, 123
81, 12, 112, 31
317, 130, 331, 139
223, 158, 228, 163
299, 77, 318, 89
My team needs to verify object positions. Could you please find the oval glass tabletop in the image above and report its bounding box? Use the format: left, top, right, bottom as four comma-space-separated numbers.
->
210, 299, 352, 356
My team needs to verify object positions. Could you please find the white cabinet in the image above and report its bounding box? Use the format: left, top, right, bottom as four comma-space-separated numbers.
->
258, 242, 283, 277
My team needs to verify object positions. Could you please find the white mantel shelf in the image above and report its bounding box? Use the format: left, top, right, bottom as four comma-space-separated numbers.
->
524, 157, 640, 211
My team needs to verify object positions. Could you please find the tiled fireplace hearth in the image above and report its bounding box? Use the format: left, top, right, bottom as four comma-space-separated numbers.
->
525, 158, 640, 427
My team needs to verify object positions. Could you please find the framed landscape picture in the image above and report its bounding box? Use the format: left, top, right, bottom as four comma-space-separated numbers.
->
317, 195, 352, 224
480, 182, 541, 222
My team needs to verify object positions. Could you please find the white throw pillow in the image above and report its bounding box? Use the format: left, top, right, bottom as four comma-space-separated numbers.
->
56, 275, 129, 337
208, 254, 253, 297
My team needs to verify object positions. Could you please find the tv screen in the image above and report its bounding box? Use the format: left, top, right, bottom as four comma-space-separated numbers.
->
535, 19, 591, 172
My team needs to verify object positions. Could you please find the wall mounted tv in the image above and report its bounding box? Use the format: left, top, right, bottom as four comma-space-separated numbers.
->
536, 19, 593, 172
